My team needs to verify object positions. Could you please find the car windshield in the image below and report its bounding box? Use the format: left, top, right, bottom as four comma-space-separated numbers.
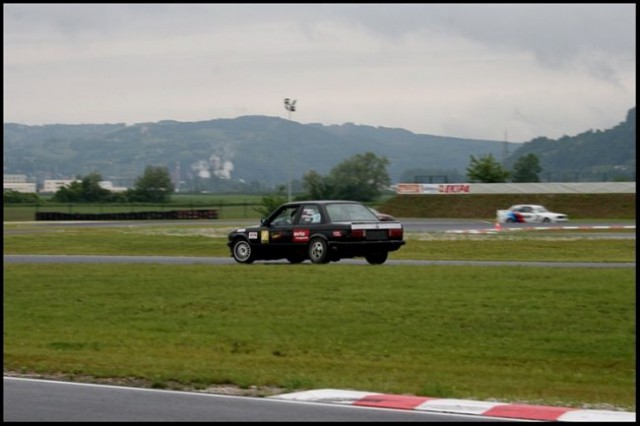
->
326, 203, 379, 222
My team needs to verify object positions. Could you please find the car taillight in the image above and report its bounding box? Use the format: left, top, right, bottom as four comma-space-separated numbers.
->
388, 228, 403, 238
351, 229, 365, 238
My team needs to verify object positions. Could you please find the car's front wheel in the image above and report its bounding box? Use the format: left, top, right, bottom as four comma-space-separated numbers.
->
232, 239, 254, 264
365, 251, 388, 265
308, 237, 329, 264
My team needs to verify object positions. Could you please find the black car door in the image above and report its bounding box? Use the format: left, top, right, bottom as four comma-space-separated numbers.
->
266, 205, 299, 253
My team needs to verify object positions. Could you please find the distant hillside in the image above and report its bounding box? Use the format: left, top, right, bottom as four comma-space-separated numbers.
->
3, 117, 515, 191
504, 107, 635, 181
3, 107, 635, 192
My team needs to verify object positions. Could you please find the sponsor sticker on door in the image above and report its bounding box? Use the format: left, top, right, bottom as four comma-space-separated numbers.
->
293, 228, 310, 242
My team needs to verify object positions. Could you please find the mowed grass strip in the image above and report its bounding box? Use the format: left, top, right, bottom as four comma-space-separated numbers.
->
4, 264, 635, 411
2, 225, 636, 262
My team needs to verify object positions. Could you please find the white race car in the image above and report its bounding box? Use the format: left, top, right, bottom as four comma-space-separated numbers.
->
496, 204, 569, 224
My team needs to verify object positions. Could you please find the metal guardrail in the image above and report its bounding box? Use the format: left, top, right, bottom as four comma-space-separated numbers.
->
395, 182, 636, 194
35, 209, 219, 221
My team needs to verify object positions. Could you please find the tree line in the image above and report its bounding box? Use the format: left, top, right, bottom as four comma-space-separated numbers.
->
4, 152, 542, 206
4, 166, 174, 204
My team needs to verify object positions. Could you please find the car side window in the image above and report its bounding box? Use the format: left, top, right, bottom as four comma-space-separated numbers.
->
299, 205, 322, 224
271, 206, 298, 226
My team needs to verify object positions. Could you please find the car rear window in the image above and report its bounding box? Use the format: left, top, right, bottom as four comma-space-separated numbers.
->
326, 203, 378, 222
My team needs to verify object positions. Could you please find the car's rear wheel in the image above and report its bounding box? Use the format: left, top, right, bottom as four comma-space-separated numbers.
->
365, 251, 388, 265
232, 239, 254, 264
308, 237, 329, 264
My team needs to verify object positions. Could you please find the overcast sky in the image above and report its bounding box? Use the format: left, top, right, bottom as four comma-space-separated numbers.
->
3, 3, 636, 142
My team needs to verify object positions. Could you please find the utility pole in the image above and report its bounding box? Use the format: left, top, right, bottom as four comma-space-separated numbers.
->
284, 98, 297, 202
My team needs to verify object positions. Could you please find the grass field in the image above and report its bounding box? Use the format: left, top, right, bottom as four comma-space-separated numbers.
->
4, 263, 634, 411
2, 223, 636, 262
3, 221, 636, 411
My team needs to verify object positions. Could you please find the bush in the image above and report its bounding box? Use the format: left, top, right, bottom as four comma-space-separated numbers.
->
3, 190, 40, 204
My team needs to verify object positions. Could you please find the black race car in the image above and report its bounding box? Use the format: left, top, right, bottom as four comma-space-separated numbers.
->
227, 200, 405, 264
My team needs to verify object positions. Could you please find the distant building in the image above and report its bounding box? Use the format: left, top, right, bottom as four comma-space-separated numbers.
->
41, 179, 78, 193
4, 174, 36, 193
4, 183, 37, 193
40, 179, 129, 194
99, 181, 128, 193
4, 174, 28, 184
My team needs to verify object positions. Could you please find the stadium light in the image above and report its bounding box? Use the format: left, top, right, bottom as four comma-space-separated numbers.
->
284, 98, 297, 202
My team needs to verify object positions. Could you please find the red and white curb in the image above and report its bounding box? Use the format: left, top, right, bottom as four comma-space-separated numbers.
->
446, 224, 636, 234
271, 389, 635, 422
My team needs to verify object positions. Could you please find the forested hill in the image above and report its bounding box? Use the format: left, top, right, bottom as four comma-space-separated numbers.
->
3, 107, 635, 191
504, 107, 635, 181
2, 117, 515, 191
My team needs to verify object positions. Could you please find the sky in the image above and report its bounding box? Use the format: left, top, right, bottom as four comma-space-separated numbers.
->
3, 3, 636, 142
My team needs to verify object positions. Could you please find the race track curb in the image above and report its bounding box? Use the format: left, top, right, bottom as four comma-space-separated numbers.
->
271, 389, 636, 422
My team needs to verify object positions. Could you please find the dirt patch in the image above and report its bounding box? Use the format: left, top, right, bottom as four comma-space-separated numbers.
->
381, 193, 636, 219
3, 370, 286, 397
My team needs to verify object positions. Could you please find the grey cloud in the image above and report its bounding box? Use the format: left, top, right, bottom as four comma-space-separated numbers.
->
3, 3, 635, 141
334, 4, 635, 68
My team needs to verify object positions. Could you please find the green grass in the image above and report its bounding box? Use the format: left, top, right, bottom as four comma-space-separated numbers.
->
3, 223, 635, 262
3, 221, 636, 411
4, 264, 635, 410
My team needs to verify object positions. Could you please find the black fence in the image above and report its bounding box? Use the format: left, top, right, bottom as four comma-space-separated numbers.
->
35, 209, 218, 221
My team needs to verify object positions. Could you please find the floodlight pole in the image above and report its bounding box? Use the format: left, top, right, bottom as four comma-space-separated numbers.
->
284, 98, 296, 202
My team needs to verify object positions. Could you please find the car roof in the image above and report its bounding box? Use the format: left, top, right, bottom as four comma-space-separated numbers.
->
512, 204, 544, 208
282, 200, 360, 206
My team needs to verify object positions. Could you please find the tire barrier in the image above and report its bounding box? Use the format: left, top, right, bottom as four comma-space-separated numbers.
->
35, 209, 219, 221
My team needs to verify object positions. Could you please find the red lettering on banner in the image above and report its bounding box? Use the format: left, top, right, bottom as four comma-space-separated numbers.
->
396, 183, 422, 194
438, 184, 470, 193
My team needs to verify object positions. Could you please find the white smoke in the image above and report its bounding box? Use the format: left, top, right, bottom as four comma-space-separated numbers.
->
190, 145, 235, 180
209, 154, 234, 179
190, 160, 211, 178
